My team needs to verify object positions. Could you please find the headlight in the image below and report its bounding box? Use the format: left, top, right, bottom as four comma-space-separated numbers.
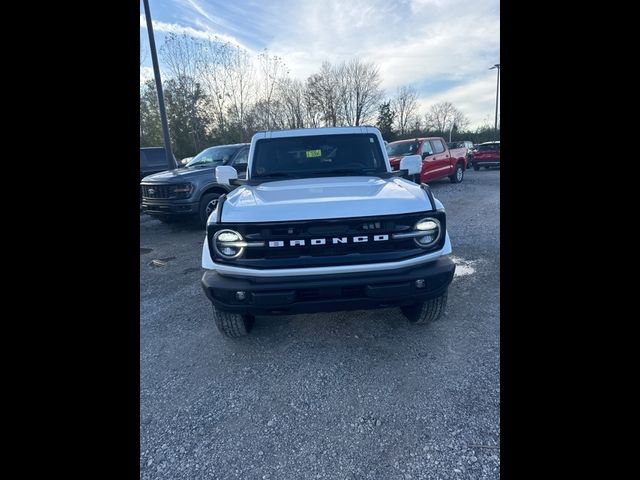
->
170, 183, 195, 198
213, 229, 244, 259
413, 218, 441, 248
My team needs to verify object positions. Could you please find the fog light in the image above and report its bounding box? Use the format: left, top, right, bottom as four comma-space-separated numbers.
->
415, 279, 426, 288
416, 234, 434, 245
235, 291, 247, 300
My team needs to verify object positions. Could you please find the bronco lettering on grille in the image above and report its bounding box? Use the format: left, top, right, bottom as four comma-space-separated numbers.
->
267, 234, 389, 247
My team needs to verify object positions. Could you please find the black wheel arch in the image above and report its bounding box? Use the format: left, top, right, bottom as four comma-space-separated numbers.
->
196, 183, 233, 203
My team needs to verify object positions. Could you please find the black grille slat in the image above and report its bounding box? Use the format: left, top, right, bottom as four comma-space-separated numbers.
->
141, 184, 172, 199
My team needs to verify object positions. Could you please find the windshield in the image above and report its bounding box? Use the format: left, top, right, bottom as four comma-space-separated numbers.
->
251, 133, 387, 179
386, 141, 420, 157
476, 143, 500, 152
186, 146, 242, 167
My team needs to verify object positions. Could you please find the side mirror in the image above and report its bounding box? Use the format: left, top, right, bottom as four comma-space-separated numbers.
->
400, 154, 421, 176
422, 152, 432, 159
215, 165, 238, 186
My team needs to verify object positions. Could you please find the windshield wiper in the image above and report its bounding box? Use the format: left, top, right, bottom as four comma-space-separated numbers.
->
243, 172, 296, 185
252, 173, 293, 178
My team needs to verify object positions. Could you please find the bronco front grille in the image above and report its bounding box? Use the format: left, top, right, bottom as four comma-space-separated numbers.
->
207, 211, 446, 269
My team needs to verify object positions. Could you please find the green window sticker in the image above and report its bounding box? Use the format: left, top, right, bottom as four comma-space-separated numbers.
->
306, 149, 322, 158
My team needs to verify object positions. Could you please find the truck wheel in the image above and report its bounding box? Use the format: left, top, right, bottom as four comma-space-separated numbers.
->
212, 306, 254, 337
401, 292, 448, 325
199, 192, 221, 228
473, 162, 480, 171
449, 163, 464, 183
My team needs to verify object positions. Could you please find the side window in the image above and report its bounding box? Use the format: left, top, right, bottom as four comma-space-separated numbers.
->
232, 148, 249, 167
430, 140, 445, 154
421, 141, 434, 156
232, 148, 249, 179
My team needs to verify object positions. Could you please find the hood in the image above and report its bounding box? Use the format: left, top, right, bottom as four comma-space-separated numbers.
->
220, 176, 431, 222
141, 166, 214, 183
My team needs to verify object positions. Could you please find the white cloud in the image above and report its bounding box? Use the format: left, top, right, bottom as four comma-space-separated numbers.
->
140, 66, 154, 84
140, 15, 252, 52
146, 0, 499, 128
260, 0, 499, 127
416, 72, 500, 128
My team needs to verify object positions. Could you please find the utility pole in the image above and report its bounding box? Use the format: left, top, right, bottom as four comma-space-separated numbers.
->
490, 64, 500, 140
142, 0, 176, 170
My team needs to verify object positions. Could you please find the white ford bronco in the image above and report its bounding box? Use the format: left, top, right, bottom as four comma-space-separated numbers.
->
201, 126, 455, 337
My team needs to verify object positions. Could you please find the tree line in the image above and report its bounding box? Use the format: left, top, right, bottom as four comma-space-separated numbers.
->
140, 33, 499, 159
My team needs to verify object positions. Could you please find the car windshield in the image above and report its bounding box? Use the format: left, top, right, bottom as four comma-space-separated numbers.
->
386, 141, 420, 156
251, 133, 387, 179
186, 146, 242, 167
476, 143, 500, 151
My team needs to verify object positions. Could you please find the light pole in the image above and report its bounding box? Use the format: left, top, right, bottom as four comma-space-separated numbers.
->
489, 64, 500, 140
142, 0, 176, 170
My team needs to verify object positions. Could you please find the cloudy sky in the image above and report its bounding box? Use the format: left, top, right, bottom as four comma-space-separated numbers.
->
141, 0, 499, 129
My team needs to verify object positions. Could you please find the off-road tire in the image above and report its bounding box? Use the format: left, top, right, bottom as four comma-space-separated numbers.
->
401, 292, 448, 325
212, 306, 254, 337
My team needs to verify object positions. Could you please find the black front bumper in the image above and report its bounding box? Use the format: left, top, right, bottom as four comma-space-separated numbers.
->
141, 199, 198, 216
201, 256, 455, 315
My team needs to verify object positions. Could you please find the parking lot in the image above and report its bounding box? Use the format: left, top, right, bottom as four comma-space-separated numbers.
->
140, 168, 500, 480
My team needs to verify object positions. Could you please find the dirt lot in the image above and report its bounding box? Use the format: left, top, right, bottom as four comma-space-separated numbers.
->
140, 168, 500, 480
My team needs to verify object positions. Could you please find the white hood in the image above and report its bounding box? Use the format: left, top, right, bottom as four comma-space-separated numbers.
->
219, 176, 434, 222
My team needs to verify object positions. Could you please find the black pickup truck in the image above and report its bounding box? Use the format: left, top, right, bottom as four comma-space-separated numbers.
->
140, 143, 249, 227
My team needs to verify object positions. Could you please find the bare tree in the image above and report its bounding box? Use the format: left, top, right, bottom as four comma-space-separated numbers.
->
226, 45, 255, 141
257, 50, 288, 130
159, 34, 210, 151
197, 38, 235, 137
424, 101, 470, 132
278, 78, 306, 129
408, 116, 423, 136
392, 85, 419, 135
303, 84, 323, 128
306, 61, 342, 127
338, 59, 383, 126
160, 33, 202, 90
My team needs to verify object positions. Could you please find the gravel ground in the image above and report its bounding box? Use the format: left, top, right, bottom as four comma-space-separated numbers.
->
140, 168, 500, 480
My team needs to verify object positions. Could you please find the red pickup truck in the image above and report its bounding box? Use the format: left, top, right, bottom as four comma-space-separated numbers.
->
386, 137, 468, 184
